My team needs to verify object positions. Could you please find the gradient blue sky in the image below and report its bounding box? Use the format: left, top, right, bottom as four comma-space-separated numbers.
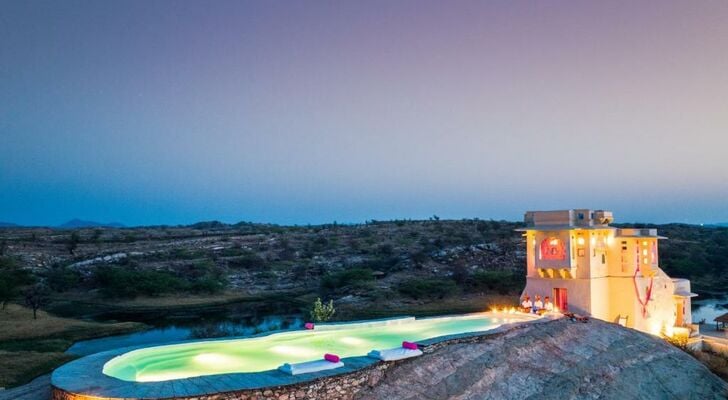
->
2, 1, 728, 226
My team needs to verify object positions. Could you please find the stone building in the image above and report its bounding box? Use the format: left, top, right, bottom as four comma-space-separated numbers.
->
519, 209, 696, 336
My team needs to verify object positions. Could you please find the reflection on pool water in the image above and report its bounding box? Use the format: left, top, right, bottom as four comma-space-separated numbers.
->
103, 313, 533, 382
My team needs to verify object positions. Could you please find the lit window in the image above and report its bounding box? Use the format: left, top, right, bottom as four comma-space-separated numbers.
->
540, 237, 566, 260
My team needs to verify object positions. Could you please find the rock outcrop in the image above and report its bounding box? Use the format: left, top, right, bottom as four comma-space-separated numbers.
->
357, 318, 727, 400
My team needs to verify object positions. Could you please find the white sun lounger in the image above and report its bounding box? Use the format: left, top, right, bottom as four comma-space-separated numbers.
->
278, 360, 345, 375
367, 347, 423, 361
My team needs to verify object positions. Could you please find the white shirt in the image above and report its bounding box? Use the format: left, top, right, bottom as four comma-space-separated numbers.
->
522, 300, 533, 308
544, 302, 554, 311
534, 300, 544, 309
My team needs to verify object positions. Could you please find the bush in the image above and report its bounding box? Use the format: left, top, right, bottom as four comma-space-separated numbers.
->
0, 257, 34, 308
321, 268, 374, 290
227, 251, 267, 269
93, 266, 184, 298
471, 271, 524, 294
398, 278, 458, 299
309, 297, 335, 322
188, 275, 226, 294
44, 264, 81, 292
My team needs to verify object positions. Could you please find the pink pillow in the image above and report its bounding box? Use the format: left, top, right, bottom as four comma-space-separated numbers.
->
304, 322, 315, 330
324, 353, 340, 363
402, 341, 418, 350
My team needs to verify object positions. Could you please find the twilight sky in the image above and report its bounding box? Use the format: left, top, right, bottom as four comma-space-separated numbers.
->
2, 1, 728, 226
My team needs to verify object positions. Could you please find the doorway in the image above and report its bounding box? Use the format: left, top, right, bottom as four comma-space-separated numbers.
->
554, 288, 568, 311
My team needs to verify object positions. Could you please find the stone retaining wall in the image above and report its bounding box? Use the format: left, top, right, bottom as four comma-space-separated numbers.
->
52, 362, 393, 400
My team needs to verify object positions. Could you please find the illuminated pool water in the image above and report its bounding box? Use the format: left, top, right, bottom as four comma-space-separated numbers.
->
103, 313, 533, 382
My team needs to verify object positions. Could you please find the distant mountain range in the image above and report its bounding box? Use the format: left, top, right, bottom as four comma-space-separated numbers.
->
58, 219, 126, 228
0, 222, 19, 228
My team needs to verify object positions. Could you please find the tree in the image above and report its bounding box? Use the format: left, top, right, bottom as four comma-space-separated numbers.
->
23, 283, 50, 319
0, 257, 33, 309
0, 240, 7, 256
309, 297, 335, 322
66, 232, 80, 255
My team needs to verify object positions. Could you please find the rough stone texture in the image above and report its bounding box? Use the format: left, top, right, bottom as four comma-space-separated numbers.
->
356, 319, 728, 400
51, 319, 728, 400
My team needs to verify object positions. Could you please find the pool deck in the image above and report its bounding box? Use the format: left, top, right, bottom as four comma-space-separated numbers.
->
52, 312, 548, 399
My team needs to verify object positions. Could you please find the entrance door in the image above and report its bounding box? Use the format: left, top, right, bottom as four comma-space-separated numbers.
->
554, 288, 568, 311
675, 299, 684, 326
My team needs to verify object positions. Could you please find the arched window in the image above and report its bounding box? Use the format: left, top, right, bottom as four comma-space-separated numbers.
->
540, 237, 566, 260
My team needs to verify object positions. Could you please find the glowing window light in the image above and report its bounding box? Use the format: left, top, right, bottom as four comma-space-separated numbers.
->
642, 249, 648, 256
577, 237, 585, 246
642, 241, 648, 246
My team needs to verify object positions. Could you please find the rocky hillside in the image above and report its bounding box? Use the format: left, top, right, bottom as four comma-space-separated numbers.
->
0, 219, 726, 314
0, 220, 525, 312
357, 318, 728, 400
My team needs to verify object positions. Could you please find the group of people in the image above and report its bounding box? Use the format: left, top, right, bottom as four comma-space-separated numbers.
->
521, 294, 554, 314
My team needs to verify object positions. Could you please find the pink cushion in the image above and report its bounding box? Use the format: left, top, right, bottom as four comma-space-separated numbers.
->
324, 353, 340, 363
402, 341, 418, 350
304, 322, 315, 330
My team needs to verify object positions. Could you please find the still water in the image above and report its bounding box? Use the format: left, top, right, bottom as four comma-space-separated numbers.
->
67, 301, 304, 356
691, 295, 728, 324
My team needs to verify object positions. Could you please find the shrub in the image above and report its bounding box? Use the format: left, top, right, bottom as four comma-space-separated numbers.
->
471, 271, 524, 294
93, 266, 184, 298
188, 275, 226, 294
321, 268, 374, 290
310, 297, 335, 322
0, 257, 34, 309
44, 264, 81, 292
398, 278, 458, 299
227, 251, 267, 269
410, 250, 429, 264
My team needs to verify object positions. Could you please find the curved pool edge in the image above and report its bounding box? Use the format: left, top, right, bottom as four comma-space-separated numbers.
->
52, 312, 550, 400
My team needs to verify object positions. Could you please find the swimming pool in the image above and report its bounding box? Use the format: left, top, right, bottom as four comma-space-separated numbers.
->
103, 313, 531, 382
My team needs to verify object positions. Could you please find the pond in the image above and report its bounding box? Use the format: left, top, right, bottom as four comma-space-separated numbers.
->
691, 294, 728, 324
67, 301, 304, 356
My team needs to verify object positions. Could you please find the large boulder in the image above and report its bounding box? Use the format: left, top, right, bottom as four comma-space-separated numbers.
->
357, 318, 727, 400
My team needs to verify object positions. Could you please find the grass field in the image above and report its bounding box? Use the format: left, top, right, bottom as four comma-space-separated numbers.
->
0, 304, 146, 388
